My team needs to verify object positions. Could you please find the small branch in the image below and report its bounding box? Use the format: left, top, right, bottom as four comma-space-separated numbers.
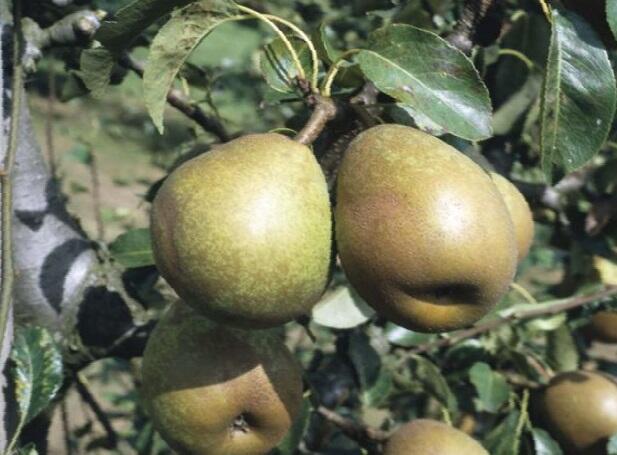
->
404, 286, 617, 357
23, 10, 102, 51
88, 149, 104, 241
74, 374, 118, 449
45, 63, 57, 178
295, 95, 337, 145
513, 167, 592, 211
446, 0, 498, 53
317, 406, 389, 446
120, 54, 230, 142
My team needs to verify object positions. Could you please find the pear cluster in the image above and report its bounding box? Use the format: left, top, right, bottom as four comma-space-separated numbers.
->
143, 125, 534, 454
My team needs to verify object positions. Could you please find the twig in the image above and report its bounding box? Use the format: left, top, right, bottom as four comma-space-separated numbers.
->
446, 0, 498, 53
46, 63, 57, 178
61, 400, 73, 455
23, 10, 102, 52
0, 0, 23, 370
74, 374, 118, 449
295, 95, 337, 145
89, 149, 104, 241
120, 54, 230, 142
403, 286, 617, 357
316, 406, 389, 446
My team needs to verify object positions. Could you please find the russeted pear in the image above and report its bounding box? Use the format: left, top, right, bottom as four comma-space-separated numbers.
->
141, 302, 303, 455
151, 133, 332, 328
490, 172, 534, 262
384, 419, 488, 455
589, 311, 617, 343
533, 371, 617, 454
335, 125, 518, 333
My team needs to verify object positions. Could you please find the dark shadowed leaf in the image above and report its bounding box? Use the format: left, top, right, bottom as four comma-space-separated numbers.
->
469, 362, 511, 413
109, 228, 155, 268
95, 0, 200, 52
540, 8, 616, 180
357, 24, 492, 140
409, 355, 458, 414
11, 326, 63, 426
608, 0, 617, 41
532, 428, 564, 455
348, 332, 381, 389
144, 1, 238, 133
484, 410, 520, 455
260, 38, 312, 94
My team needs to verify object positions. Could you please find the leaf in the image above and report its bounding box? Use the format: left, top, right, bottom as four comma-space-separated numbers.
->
11, 326, 63, 427
16, 443, 39, 455
144, 1, 238, 133
109, 228, 155, 268
357, 24, 492, 140
546, 324, 579, 373
408, 355, 458, 414
383, 322, 434, 347
540, 8, 616, 181
469, 362, 511, 413
608, 432, 617, 455
483, 410, 521, 455
312, 285, 374, 329
389, 103, 448, 136
270, 398, 311, 454
362, 369, 393, 407
78, 48, 115, 99
95, 0, 198, 52
608, 0, 617, 41
260, 38, 311, 94
532, 428, 564, 455
347, 332, 381, 389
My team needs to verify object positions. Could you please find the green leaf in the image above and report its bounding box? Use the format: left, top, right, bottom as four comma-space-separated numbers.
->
11, 326, 63, 427
312, 285, 374, 329
348, 332, 381, 389
469, 362, 511, 413
483, 410, 520, 455
95, 0, 198, 53
78, 48, 115, 99
532, 428, 564, 455
608, 0, 617, 41
143, 1, 238, 133
270, 398, 311, 454
260, 38, 311, 94
313, 23, 362, 88
408, 355, 458, 414
608, 432, 617, 455
16, 443, 39, 455
362, 369, 393, 407
546, 324, 579, 373
357, 24, 492, 141
67, 143, 93, 165
384, 322, 434, 347
109, 228, 155, 268
540, 8, 616, 181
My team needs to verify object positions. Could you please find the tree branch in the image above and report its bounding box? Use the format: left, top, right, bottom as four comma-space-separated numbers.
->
120, 54, 231, 143
447, 0, 500, 53
404, 286, 617, 357
295, 95, 337, 145
316, 405, 388, 446
74, 374, 118, 449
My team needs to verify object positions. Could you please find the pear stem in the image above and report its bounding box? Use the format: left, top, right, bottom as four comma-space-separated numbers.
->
294, 95, 337, 145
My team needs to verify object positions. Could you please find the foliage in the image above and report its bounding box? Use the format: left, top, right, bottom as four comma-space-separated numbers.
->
15, 0, 617, 453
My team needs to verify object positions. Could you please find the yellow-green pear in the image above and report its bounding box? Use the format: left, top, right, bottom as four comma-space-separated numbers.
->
384, 419, 488, 455
491, 172, 534, 262
141, 302, 303, 455
533, 370, 617, 454
151, 133, 332, 328
335, 125, 517, 333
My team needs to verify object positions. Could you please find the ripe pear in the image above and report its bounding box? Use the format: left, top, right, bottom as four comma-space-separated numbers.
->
384, 419, 488, 455
151, 133, 332, 328
589, 311, 617, 343
141, 302, 303, 455
533, 370, 617, 454
490, 173, 534, 262
335, 125, 517, 333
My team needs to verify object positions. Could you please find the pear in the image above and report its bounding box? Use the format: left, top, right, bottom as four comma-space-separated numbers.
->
491, 172, 534, 262
141, 302, 303, 455
533, 370, 617, 454
335, 125, 517, 333
588, 311, 617, 343
151, 133, 332, 328
384, 419, 488, 455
